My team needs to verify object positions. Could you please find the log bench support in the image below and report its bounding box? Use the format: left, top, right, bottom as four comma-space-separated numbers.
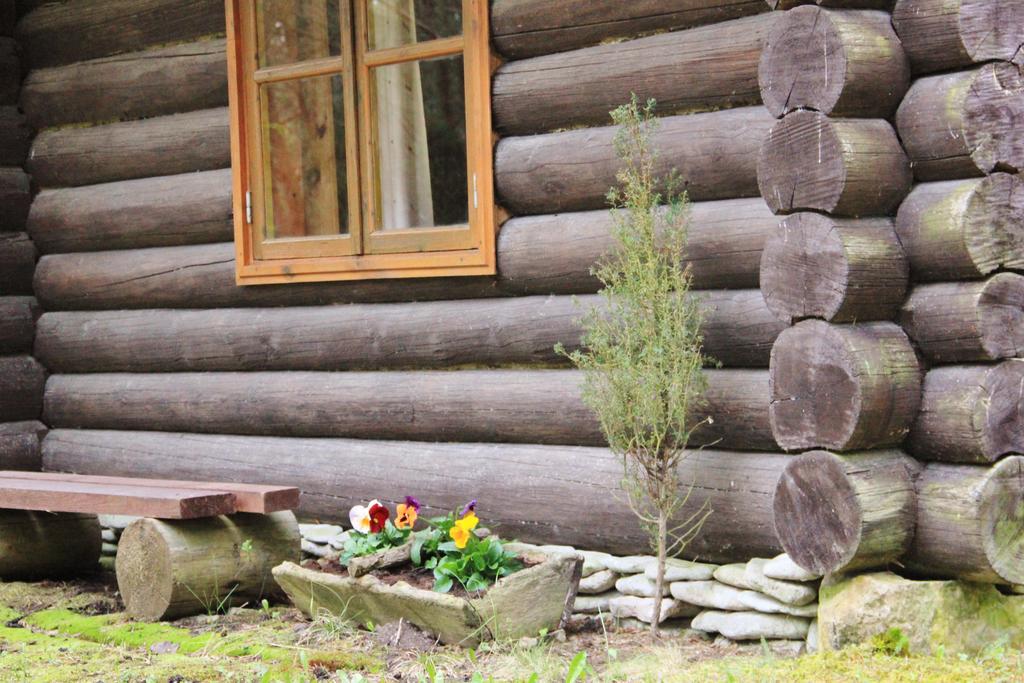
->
0, 509, 101, 579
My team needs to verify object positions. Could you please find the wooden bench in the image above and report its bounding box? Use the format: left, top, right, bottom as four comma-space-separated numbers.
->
0, 470, 302, 620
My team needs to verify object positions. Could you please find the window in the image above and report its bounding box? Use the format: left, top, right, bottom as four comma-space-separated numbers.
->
225, 0, 496, 284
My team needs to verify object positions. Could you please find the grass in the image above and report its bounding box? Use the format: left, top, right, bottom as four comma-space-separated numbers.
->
1, 579, 1022, 681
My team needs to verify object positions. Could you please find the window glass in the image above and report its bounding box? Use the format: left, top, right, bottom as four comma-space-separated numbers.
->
257, 0, 342, 67
371, 54, 467, 230
261, 74, 348, 239
367, 0, 463, 51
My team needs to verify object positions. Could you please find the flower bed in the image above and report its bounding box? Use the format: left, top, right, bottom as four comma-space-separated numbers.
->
272, 498, 582, 646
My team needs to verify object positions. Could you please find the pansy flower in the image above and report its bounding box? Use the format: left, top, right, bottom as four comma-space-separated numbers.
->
349, 499, 383, 534
395, 496, 420, 530
449, 514, 479, 549
461, 499, 477, 516
368, 501, 389, 533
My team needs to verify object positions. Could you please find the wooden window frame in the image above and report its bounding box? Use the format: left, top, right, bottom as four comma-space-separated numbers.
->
225, 0, 497, 285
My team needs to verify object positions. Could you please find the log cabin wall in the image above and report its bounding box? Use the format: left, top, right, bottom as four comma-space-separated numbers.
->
0, 1, 46, 472
12, 0, 1024, 573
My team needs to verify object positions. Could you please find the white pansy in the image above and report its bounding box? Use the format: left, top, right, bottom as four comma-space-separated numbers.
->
349, 499, 382, 533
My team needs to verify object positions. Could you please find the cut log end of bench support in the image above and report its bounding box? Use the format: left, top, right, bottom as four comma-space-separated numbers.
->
116, 511, 300, 621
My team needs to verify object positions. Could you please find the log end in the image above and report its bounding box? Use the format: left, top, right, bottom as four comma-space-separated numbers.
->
965, 173, 1024, 274
116, 518, 175, 621
980, 455, 1024, 585
960, 0, 1024, 65
978, 273, 1024, 360
759, 111, 844, 215
982, 361, 1024, 460
963, 63, 1024, 175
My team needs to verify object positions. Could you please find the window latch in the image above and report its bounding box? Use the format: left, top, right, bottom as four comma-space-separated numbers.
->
245, 191, 253, 224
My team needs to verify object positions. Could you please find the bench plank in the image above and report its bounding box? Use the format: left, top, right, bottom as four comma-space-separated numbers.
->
2, 470, 299, 513
0, 477, 235, 518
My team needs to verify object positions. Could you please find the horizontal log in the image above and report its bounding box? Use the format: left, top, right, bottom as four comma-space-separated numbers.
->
496, 107, 775, 215
760, 213, 907, 323
28, 107, 229, 187
117, 513, 297, 620
34, 242, 501, 311
773, 450, 918, 575
0, 355, 45, 421
0, 167, 32, 230
497, 198, 777, 294
0, 295, 39, 353
35, 290, 785, 371
42, 429, 790, 561
28, 169, 233, 253
769, 320, 922, 451
0, 420, 45, 471
0, 107, 31, 165
21, 38, 228, 128
899, 274, 1024, 364
758, 111, 911, 216
909, 362, 1024, 464
767, 1, 894, 8
905, 457, 1024, 584
0, 510, 100, 579
758, 6, 909, 118
43, 368, 776, 451
490, 0, 769, 59
895, 174, 1024, 282
0, 37, 19, 105
493, 13, 775, 135
895, 63, 1024, 182
892, 0, 1024, 75
0, 232, 36, 295
16, 0, 224, 69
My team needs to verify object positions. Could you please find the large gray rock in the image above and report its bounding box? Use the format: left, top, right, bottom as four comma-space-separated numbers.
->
745, 559, 817, 606
738, 590, 818, 617
579, 550, 614, 577
645, 559, 718, 582
609, 596, 701, 624
579, 569, 618, 595
604, 555, 655, 575
692, 610, 811, 641
713, 563, 757, 590
574, 591, 618, 614
669, 581, 747, 611
819, 572, 1024, 656
763, 554, 821, 582
616, 573, 670, 597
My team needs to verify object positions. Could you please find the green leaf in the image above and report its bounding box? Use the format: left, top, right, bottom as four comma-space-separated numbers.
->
437, 541, 459, 553
433, 574, 454, 594
465, 572, 489, 593
411, 535, 424, 565
565, 652, 588, 683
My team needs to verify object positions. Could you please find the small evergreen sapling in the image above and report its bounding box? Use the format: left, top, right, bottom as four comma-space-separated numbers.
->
559, 96, 711, 636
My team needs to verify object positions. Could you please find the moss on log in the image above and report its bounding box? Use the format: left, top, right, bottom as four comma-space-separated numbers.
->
895, 174, 1024, 282
759, 213, 907, 323
773, 450, 918, 575
909, 362, 1024, 464
116, 512, 299, 620
758, 6, 909, 118
758, 111, 911, 216
769, 320, 922, 451
899, 274, 1024, 364
895, 63, 1024, 181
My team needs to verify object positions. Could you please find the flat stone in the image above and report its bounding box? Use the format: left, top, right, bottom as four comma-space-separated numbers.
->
616, 617, 694, 634
538, 544, 583, 558
763, 553, 821, 583
713, 563, 757, 591
691, 610, 811, 641
101, 529, 116, 543
574, 591, 619, 614
101, 542, 117, 555
579, 569, 618, 595
645, 559, 718, 582
615, 574, 670, 597
604, 555, 655, 575
579, 550, 613, 577
806, 618, 819, 653
819, 572, 1024, 656
745, 558, 818, 606
328, 531, 352, 550
609, 596, 700, 624
299, 524, 345, 544
670, 581, 747, 611
98, 514, 138, 530
738, 591, 818, 618
301, 539, 333, 558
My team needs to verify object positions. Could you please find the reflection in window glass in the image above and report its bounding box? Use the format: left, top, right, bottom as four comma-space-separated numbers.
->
371, 55, 467, 230
258, 0, 342, 67
367, 0, 462, 51
262, 75, 348, 239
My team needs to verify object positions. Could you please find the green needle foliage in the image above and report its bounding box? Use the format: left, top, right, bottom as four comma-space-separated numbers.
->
558, 95, 711, 636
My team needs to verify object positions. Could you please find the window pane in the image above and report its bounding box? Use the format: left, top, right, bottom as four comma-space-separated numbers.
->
371, 54, 468, 230
261, 75, 349, 239
257, 0, 342, 68
367, 0, 463, 51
